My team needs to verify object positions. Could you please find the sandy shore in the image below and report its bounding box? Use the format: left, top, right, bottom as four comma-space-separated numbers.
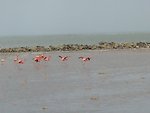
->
0, 49, 150, 113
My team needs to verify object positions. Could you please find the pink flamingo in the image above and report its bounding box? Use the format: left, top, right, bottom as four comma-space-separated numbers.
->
34, 54, 50, 62
59, 56, 69, 61
34, 56, 41, 62
17, 59, 24, 64
14, 55, 19, 62
79, 57, 91, 62
40, 54, 45, 58
43, 56, 51, 61
13, 55, 24, 64
34, 55, 43, 62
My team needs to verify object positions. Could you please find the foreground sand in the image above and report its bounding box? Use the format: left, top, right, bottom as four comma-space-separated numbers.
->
0, 49, 150, 113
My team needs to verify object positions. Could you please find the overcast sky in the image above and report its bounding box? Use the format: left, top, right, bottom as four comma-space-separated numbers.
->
0, 0, 150, 36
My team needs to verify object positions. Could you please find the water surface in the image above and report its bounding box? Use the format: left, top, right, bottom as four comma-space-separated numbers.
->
0, 49, 150, 113
0, 33, 150, 48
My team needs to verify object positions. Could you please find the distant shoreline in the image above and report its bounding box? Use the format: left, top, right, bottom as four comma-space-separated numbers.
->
0, 42, 150, 53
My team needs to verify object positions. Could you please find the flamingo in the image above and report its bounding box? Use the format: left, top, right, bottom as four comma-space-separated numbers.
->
13, 55, 25, 64
34, 55, 43, 62
79, 57, 91, 62
1, 59, 5, 62
34, 54, 50, 62
17, 59, 24, 64
40, 54, 45, 58
59, 56, 69, 61
1, 58, 6, 65
14, 55, 19, 62
43, 56, 50, 61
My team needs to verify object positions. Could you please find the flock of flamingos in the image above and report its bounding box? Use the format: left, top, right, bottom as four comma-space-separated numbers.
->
0, 54, 91, 64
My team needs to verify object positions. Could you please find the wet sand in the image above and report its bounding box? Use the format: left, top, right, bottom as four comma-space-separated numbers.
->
0, 49, 150, 113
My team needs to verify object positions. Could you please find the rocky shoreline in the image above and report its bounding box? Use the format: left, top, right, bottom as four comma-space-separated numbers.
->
0, 42, 150, 52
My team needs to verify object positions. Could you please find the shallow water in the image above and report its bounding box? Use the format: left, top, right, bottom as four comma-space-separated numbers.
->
0, 49, 150, 113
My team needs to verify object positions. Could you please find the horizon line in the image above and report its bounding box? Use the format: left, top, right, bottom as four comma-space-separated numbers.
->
0, 32, 150, 37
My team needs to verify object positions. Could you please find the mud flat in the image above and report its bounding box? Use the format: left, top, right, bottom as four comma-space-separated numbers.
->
0, 49, 150, 113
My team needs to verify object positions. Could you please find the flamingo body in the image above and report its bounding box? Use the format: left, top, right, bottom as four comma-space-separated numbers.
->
1, 59, 5, 62
79, 57, 91, 62
18, 60, 24, 64
34, 55, 42, 62
44, 56, 50, 61
34, 54, 50, 62
59, 56, 69, 61
14, 55, 19, 62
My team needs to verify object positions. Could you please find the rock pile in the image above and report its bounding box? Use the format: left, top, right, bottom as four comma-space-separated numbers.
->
0, 42, 150, 52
